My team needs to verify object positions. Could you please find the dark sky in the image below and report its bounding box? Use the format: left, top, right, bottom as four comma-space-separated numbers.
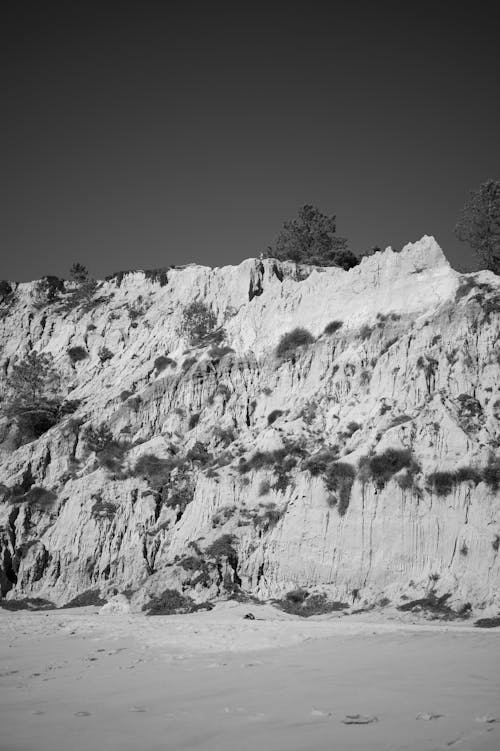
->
2, 3, 499, 281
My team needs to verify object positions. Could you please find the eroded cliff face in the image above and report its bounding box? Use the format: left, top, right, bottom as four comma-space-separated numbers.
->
0, 237, 499, 611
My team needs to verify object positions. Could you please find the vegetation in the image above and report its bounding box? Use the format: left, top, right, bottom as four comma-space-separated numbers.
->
142, 588, 205, 615
205, 534, 237, 563
275, 328, 315, 359
267, 409, 284, 425
398, 592, 471, 620
2, 351, 64, 440
83, 424, 130, 474
188, 413, 200, 429
154, 355, 175, 372
0, 280, 13, 300
426, 460, 498, 495
474, 616, 500, 629
68, 346, 88, 364
181, 301, 221, 345
359, 449, 420, 490
276, 589, 348, 617
324, 320, 343, 335
251, 502, 286, 531
263, 205, 358, 269
323, 462, 356, 515
0, 597, 56, 612
61, 589, 106, 608
69, 262, 89, 284
454, 179, 500, 273
98, 346, 114, 362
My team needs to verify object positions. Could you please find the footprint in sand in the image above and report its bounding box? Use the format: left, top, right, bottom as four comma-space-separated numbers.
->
416, 712, 444, 721
342, 714, 378, 725
310, 708, 332, 718
475, 715, 499, 723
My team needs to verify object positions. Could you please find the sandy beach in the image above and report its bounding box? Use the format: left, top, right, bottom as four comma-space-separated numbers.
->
1, 603, 499, 751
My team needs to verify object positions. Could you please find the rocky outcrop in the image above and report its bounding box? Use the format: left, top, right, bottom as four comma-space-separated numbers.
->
0, 237, 499, 612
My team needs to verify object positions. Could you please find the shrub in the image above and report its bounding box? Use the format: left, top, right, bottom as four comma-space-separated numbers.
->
188, 412, 200, 429
0, 280, 13, 300
6, 484, 57, 508
324, 320, 343, 335
98, 346, 114, 362
253, 502, 286, 530
359, 324, 374, 340
474, 616, 500, 629
483, 455, 500, 492
68, 346, 88, 364
24, 486, 57, 508
298, 399, 317, 424
359, 449, 419, 490
267, 409, 284, 425
0, 597, 56, 612
143, 267, 169, 286
182, 356, 197, 371
142, 589, 198, 615
164, 483, 194, 515
324, 462, 355, 515
212, 426, 235, 447
132, 454, 176, 488
258, 479, 271, 496
154, 355, 175, 373
61, 590, 106, 608
120, 389, 133, 401
91, 497, 118, 520
455, 466, 482, 484
304, 448, 339, 476
211, 505, 237, 527
84, 424, 130, 473
186, 441, 212, 465
360, 369, 371, 385
205, 534, 237, 562
276, 328, 315, 359
345, 421, 361, 436
277, 590, 348, 617
181, 301, 219, 345
426, 467, 482, 496
208, 345, 234, 363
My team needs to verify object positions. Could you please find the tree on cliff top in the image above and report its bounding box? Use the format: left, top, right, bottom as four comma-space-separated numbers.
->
455, 180, 500, 274
263, 205, 358, 270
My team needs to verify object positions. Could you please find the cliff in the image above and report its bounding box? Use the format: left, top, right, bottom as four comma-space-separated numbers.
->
0, 236, 499, 613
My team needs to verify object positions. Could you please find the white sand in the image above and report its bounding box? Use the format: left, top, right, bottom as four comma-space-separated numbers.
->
1, 603, 499, 751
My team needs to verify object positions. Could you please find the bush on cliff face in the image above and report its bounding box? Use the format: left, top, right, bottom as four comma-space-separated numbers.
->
324, 462, 356, 515
2, 351, 64, 441
181, 301, 223, 345
83, 424, 130, 473
263, 205, 358, 269
324, 320, 343, 335
67, 346, 88, 364
359, 448, 420, 490
275, 328, 315, 359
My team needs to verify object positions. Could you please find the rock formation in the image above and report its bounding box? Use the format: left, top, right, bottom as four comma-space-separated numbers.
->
0, 236, 499, 612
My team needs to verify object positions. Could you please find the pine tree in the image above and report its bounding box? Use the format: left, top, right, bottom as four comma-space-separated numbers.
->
455, 180, 500, 274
